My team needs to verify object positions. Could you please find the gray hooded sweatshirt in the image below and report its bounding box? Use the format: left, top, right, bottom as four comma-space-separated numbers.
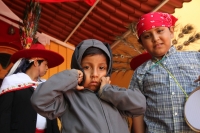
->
31, 39, 146, 133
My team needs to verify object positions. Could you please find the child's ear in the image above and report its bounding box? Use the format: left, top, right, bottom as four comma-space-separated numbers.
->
33, 59, 39, 66
169, 26, 175, 38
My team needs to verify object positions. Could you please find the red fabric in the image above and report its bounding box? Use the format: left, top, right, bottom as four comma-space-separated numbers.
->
83, 0, 96, 6
35, 128, 45, 133
136, 12, 178, 37
28, 0, 96, 6
0, 84, 35, 96
130, 52, 151, 70
0, 18, 22, 50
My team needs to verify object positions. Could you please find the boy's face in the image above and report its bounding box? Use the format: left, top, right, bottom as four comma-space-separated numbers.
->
140, 26, 174, 60
37, 60, 48, 77
81, 54, 107, 92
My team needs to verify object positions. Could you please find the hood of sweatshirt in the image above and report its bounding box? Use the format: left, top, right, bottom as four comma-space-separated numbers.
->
71, 39, 112, 86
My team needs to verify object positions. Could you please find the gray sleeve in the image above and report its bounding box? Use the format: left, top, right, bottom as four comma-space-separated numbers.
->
98, 81, 146, 117
31, 69, 78, 120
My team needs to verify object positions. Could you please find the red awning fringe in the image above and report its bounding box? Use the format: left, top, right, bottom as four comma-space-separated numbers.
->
30, 0, 96, 6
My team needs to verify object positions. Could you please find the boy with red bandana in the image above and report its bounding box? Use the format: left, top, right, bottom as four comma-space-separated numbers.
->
130, 12, 200, 133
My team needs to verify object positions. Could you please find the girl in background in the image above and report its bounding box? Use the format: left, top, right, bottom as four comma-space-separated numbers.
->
0, 43, 63, 133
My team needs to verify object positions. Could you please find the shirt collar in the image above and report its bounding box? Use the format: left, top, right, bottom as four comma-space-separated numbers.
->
152, 46, 176, 62
136, 46, 177, 74
164, 45, 177, 58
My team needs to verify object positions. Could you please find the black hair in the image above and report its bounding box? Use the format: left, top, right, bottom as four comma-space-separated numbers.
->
82, 47, 109, 67
12, 59, 44, 74
138, 37, 142, 44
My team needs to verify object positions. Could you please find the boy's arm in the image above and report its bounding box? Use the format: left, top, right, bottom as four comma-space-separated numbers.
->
98, 84, 146, 117
132, 115, 145, 133
31, 69, 79, 120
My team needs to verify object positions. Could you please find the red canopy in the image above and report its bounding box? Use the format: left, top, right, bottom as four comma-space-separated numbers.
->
30, 0, 96, 6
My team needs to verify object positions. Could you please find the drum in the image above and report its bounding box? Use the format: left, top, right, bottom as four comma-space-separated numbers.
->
184, 87, 200, 132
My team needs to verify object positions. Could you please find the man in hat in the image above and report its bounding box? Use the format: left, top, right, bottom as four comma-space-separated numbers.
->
0, 43, 64, 133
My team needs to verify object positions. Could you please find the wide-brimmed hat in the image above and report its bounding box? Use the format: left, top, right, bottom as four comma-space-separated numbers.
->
130, 52, 151, 70
11, 44, 64, 68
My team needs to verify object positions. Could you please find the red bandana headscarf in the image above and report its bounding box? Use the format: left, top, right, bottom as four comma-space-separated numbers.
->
136, 12, 178, 37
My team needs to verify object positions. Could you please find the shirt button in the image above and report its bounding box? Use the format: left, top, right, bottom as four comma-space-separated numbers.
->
175, 112, 178, 116
172, 92, 175, 95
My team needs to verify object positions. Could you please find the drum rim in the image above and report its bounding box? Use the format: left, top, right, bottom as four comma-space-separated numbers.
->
184, 87, 200, 132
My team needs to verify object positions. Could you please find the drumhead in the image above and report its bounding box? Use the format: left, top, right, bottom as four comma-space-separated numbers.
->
184, 87, 200, 132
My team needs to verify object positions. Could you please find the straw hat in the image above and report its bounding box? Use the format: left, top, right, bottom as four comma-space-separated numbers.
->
11, 44, 64, 68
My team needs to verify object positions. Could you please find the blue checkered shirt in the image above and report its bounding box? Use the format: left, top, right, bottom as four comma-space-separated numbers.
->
129, 46, 200, 133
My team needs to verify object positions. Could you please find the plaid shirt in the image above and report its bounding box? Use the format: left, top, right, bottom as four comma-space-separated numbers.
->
129, 46, 200, 133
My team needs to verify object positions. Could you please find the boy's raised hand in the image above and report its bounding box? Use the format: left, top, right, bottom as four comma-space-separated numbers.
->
76, 70, 84, 90
100, 76, 111, 90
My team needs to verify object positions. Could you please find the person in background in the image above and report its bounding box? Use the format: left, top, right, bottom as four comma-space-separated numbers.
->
0, 43, 63, 133
31, 39, 146, 133
130, 12, 200, 133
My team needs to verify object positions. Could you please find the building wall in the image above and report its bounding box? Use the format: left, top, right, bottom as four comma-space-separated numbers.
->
42, 41, 74, 80
111, 70, 133, 88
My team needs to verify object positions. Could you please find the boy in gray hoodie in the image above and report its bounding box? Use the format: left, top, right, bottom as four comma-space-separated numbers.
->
31, 39, 146, 133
